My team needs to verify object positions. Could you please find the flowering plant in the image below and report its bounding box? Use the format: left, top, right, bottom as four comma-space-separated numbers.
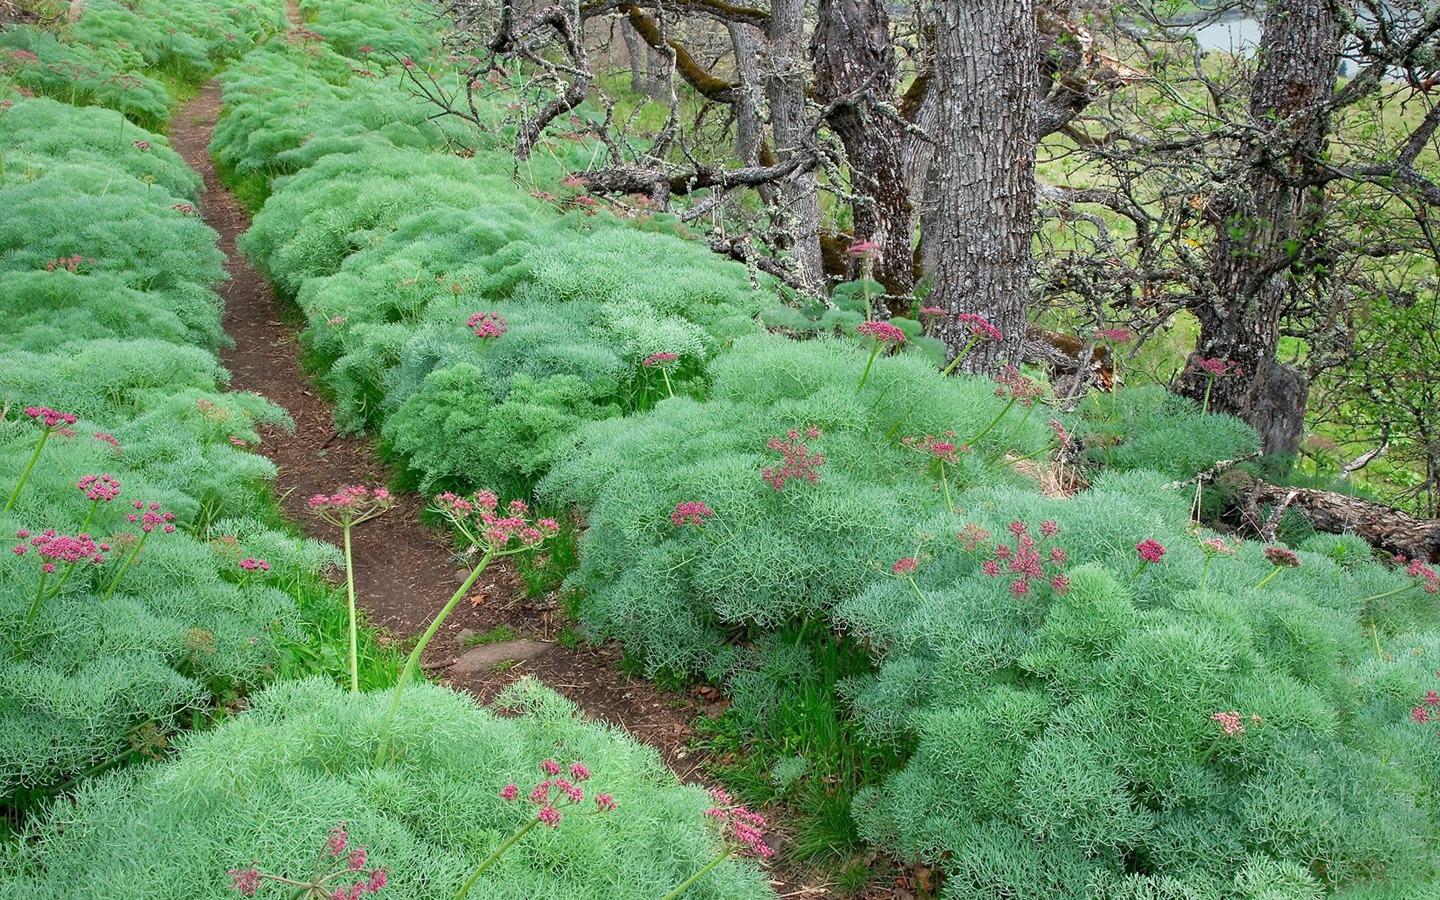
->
228, 823, 388, 898
103, 501, 177, 601
5, 406, 78, 512
762, 427, 825, 491
855, 320, 905, 391
660, 789, 771, 899
309, 486, 397, 692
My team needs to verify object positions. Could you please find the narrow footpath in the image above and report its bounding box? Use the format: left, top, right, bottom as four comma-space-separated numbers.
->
164, 72, 707, 776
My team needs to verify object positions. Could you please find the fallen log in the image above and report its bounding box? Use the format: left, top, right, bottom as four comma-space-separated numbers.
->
1220, 469, 1440, 563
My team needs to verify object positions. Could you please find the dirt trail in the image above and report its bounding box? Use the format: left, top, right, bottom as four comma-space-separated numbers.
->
165, 77, 705, 776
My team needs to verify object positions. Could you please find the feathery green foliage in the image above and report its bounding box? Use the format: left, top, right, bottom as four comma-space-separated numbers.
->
0, 678, 775, 900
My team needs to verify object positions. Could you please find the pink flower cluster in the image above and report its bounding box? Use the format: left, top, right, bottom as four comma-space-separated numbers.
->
762, 427, 825, 491
1200, 537, 1238, 557
892, 557, 918, 576
643, 351, 680, 368
500, 759, 614, 827
133, 140, 151, 151
24, 406, 77, 428
856, 320, 906, 345
93, 431, 122, 454
173, 203, 197, 215
44, 256, 92, 273
78, 474, 121, 502
1193, 357, 1239, 377
1096, 328, 1133, 342
671, 501, 714, 527
1263, 545, 1301, 568
1393, 555, 1440, 594
901, 432, 968, 464
846, 238, 878, 257
993, 366, 1045, 407
229, 823, 388, 899
703, 789, 772, 858
467, 312, 507, 339
1048, 419, 1073, 451
958, 522, 991, 552
126, 501, 176, 534
957, 312, 1004, 343
308, 486, 397, 529
978, 519, 1068, 598
1411, 674, 1440, 728
433, 490, 559, 549
14, 529, 109, 571
1211, 711, 1259, 737
1136, 539, 1166, 564
239, 557, 270, 571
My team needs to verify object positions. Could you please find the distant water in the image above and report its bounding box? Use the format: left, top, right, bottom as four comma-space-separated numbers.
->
1188, 16, 1263, 54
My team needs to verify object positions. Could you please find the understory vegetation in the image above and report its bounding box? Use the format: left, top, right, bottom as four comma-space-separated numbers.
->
2, 1, 1437, 898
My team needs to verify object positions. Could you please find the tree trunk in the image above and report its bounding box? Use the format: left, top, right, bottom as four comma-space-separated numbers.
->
925, 0, 1038, 374
727, 22, 764, 166
622, 20, 645, 95
1179, 0, 1338, 458
812, 0, 916, 312
764, 0, 825, 296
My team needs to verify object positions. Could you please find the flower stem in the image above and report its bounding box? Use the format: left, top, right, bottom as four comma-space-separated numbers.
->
1370, 618, 1384, 661
661, 367, 673, 399
16, 569, 51, 657
343, 524, 359, 694
4, 427, 52, 512
964, 397, 1017, 448
939, 463, 953, 514
1201, 374, 1215, 415
660, 848, 734, 900
906, 575, 927, 605
1253, 566, 1282, 590
454, 816, 541, 900
376, 549, 494, 765
1200, 557, 1213, 596
939, 335, 980, 378
856, 342, 881, 392
102, 532, 149, 601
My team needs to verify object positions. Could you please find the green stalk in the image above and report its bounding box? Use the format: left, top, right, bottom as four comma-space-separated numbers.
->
1200, 557, 1213, 595
660, 848, 734, 900
102, 532, 149, 601
906, 575, 927, 605
855, 341, 881, 392
939, 462, 954, 514
454, 817, 541, 900
4, 426, 52, 512
939, 335, 981, 378
16, 569, 51, 656
661, 367, 674, 399
1132, 560, 1150, 579
78, 498, 100, 535
376, 549, 494, 765
343, 524, 359, 693
1201, 374, 1215, 415
1370, 618, 1384, 661
963, 397, 1017, 448
1253, 566, 1282, 590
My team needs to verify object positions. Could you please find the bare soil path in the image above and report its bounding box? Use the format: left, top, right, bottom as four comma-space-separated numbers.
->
165, 79, 707, 777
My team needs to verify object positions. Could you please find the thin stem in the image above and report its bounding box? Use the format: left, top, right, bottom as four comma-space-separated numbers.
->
856, 342, 881, 392
1200, 557, 1213, 595
16, 569, 51, 656
103, 532, 149, 601
343, 524, 359, 693
906, 575, 927, 605
939, 335, 981, 378
1253, 566, 1282, 590
454, 817, 541, 900
4, 427, 52, 512
46, 559, 82, 599
660, 848, 734, 900
939, 462, 954, 514
1370, 618, 1384, 661
1201, 374, 1214, 415
376, 549, 494, 765
78, 498, 100, 534
964, 397, 1017, 448
661, 367, 673, 399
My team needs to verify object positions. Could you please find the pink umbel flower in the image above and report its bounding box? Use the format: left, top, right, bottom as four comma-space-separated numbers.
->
847, 238, 879, 257
1192, 357, 1239, 377
133, 140, 151, 151
1262, 546, 1300, 568
466, 311, 508, 340
979, 519, 1068, 599
1136, 539, 1166, 564
892, 557, 918, 576
500, 783, 520, 801
228, 825, 388, 897
762, 428, 825, 490
992, 366, 1045, 407
1398, 556, 1440, 594
703, 789, 773, 858
901, 433, 966, 465
308, 486, 397, 529
671, 501, 714, 527
1096, 327, 1133, 342
77, 474, 122, 502
93, 431, 122, 454
238, 557, 270, 572
643, 351, 680, 368
433, 489, 560, 551
23, 407, 77, 428
22, 530, 108, 566
956, 312, 1003, 343
1212, 711, 1246, 737
856, 320, 906, 345
126, 500, 177, 534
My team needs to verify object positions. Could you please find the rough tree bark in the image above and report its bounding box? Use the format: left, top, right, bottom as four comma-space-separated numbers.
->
925, 0, 1038, 374
812, 0, 915, 311
1178, 0, 1338, 457
726, 21, 764, 166
622, 19, 646, 94
763, 0, 825, 295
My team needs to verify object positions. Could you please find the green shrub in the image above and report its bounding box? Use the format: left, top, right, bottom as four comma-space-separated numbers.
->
0, 678, 775, 900
1073, 385, 1261, 480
